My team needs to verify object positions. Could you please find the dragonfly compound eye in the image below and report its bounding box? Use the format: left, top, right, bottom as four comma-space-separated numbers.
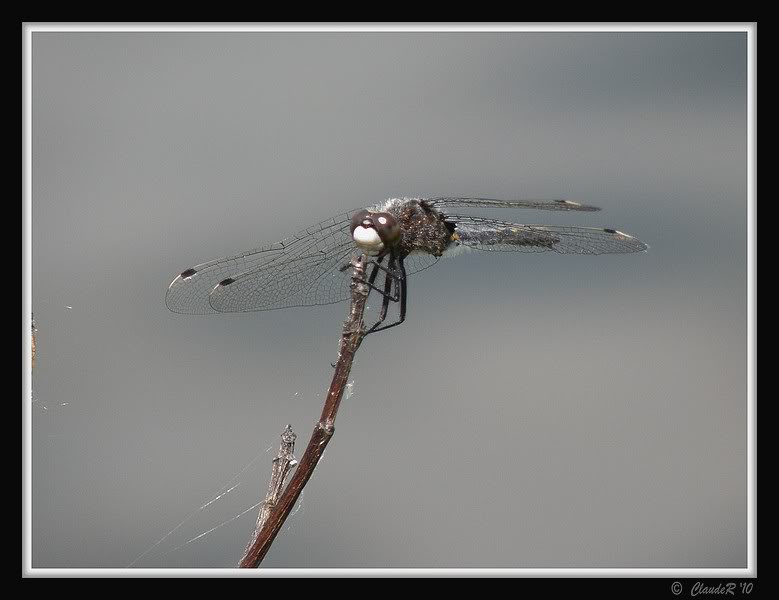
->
373, 212, 400, 246
350, 209, 384, 254
350, 209, 371, 234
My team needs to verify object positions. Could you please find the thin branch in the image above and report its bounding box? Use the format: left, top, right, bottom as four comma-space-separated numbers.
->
242, 425, 297, 557
239, 255, 369, 568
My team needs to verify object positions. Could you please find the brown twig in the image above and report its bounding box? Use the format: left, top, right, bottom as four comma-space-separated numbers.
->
238, 255, 369, 568
242, 425, 297, 557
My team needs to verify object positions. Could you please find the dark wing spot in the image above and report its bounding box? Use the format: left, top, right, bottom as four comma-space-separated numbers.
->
218, 277, 236, 287
180, 268, 197, 279
603, 228, 617, 234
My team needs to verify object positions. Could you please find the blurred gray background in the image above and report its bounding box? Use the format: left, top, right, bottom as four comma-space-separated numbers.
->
30, 31, 747, 569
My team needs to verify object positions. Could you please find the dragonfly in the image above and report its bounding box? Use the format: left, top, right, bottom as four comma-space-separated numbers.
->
166, 197, 647, 334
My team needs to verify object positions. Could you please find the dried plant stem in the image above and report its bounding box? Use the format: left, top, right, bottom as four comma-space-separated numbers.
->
242, 425, 297, 557
239, 256, 369, 568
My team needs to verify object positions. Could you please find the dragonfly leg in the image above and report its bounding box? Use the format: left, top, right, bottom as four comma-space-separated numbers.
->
340, 255, 388, 293
398, 257, 407, 321
366, 255, 384, 288
362, 257, 400, 299
365, 255, 406, 335
376, 255, 396, 322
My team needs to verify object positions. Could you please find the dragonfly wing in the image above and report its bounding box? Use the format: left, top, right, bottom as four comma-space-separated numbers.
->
425, 197, 601, 212
403, 252, 440, 275
166, 212, 355, 314
451, 215, 648, 255
208, 241, 355, 312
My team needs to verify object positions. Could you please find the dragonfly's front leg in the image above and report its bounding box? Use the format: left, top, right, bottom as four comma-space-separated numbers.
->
365, 255, 406, 336
363, 257, 401, 302
342, 255, 395, 298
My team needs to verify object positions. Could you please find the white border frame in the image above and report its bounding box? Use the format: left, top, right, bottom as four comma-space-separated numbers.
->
22, 22, 756, 578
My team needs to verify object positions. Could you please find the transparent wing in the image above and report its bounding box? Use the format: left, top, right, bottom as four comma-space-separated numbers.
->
451, 215, 648, 255
207, 241, 357, 313
210, 250, 445, 312
166, 209, 444, 314
425, 197, 601, 212
166, 212, 357, 314
402, 253, 440, 275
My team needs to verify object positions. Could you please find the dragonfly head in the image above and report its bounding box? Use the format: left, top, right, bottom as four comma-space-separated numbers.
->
350, 209, 401, 255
